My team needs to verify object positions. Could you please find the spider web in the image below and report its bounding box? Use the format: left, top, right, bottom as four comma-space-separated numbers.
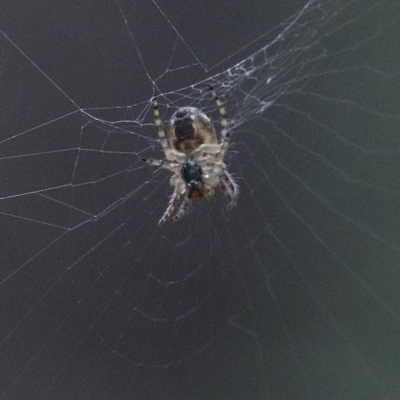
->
0, 0, 399, 399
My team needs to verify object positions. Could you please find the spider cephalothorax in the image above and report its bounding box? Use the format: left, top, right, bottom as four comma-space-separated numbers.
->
143, 87, 239, 224
181, 159, 202, 188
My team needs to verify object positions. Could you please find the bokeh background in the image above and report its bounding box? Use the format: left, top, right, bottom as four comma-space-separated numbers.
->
1, 1, 399, 399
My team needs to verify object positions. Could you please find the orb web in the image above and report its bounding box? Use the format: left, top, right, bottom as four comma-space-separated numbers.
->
0, 0, 399, 399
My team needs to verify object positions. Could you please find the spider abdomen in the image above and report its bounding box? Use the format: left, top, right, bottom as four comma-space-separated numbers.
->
169, 107, 217, 155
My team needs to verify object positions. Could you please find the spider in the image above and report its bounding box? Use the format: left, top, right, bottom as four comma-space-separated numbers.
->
143, 86, 239, 224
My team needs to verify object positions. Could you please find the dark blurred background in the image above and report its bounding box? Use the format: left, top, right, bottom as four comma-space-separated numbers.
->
0, 1, 399, 399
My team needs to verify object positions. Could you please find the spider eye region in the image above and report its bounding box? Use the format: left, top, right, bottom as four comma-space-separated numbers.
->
181, 159, 203, 188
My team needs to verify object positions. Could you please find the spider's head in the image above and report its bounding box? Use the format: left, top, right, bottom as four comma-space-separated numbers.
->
181, 159, 203, 189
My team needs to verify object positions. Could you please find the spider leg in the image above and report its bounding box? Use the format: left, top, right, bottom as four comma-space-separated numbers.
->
141, 158, 163, 166
169, 194, 191, 223
210, 86, 229, 158
159, 189, 181, 225
152, 96, 171, 155
142, 158, 180, 172
220, 170, 239, 210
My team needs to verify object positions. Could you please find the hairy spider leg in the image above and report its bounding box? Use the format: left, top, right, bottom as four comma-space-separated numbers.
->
152, 97, 169, 153
210, 86, 229, 158
169, 195, 191, 222
159, 189, 182, 224
142, 158, 162, 166
220, 170, 239, 210
141, 97, 170, 166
